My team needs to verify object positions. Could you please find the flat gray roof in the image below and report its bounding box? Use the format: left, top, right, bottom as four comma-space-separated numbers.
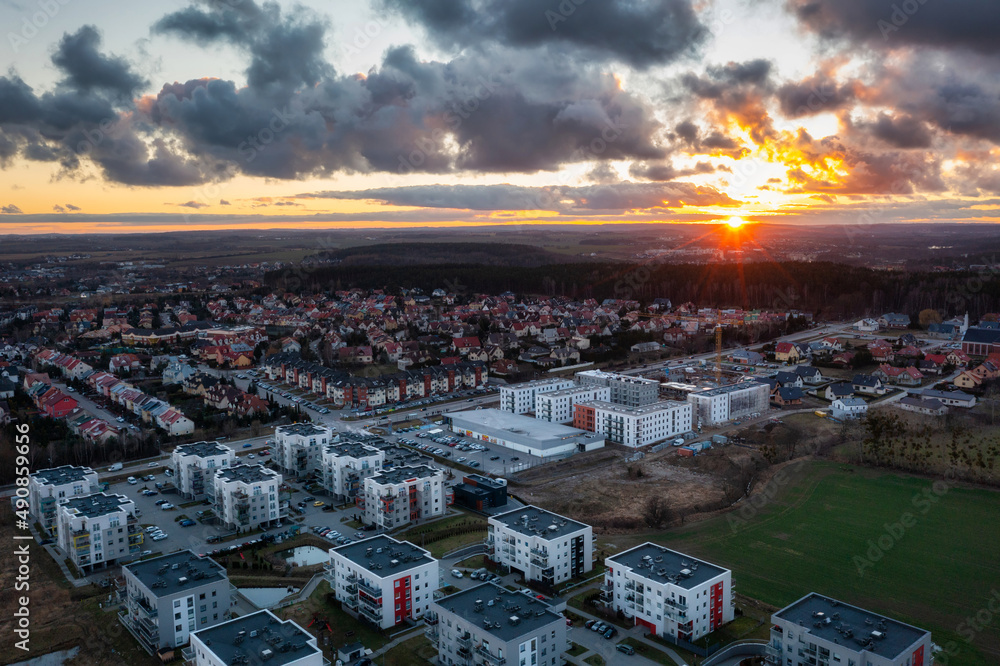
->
125, 550, 226, 596
277, 423, 330, 437
62, 492, 131, 518
576, 400, 687, 416
608, 543, 728, 590
174, 441, 232, 458
690, 382, 766, 397
435, 583, 563, 642
370, 465, 439, 485
215, 464, 279, 484
447, 409, 600, 450
325, 440, 382, 459
31, 465, 96, 486
775, 593, 929, 660
192, 610, 319, 666
332, 535, 434, 574
492, 505, 587, 540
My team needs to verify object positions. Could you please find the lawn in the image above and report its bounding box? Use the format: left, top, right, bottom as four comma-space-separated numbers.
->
397, 512, 487, 558
382, 635, 438, 665
567, 642, 588, 657
278, 581, 391, 653
636, 461, 1000, 666
620, 638, 679, 665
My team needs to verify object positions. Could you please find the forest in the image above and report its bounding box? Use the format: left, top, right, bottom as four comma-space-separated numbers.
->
265, 254, 1000, 320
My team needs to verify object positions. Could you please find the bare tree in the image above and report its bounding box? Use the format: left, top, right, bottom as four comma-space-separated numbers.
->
642, 496, 672, 529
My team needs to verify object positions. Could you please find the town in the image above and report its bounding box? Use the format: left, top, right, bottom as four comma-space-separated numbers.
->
3, 272, 999, 666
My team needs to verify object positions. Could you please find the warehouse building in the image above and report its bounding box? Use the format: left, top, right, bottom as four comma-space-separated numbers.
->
447, 408, 605, 458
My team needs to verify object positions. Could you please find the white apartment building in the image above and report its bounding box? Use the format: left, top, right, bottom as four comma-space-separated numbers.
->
429, 583, 569, 666
534, 385, 611, 423
186, 610, 323, 666
321, 438, 386, 501
688, 382, 769, 426
326, 535, 439, 629
274, 422, 333, 477
487, 505, 593, 586
171, 441, 235, 501
499, 378, 575, 414
575, 370, 660, 407
28, 465, 99, 535
57, 492, 142, 573
769, 593, 933, 666
119, 550, 231, 654
212, 464, 283, 532
603, 543, 734, 641
360, 465, 445, 530
574, 400, 692, 448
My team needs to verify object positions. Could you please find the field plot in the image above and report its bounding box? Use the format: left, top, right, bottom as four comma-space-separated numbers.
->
616, 461, 1000, 666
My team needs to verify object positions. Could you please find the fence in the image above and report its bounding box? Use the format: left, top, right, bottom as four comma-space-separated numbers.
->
701, 640, 770, 666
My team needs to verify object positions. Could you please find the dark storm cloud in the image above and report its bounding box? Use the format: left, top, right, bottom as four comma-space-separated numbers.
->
629, 160, 717, 181
52, 26, 147, 97
865, 113, 933, 149
154, 0, 331, 90
776, 73, 855, 117
671, 120, 748, 160
787, 0, 1000, 54
681, 60, 775, 145
378, 0, 707, 69
295, 182, 740, 213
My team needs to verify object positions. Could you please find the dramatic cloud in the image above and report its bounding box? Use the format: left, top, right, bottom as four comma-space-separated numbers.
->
52, 26, 147, 97
296, 182, 740, 213
379, 0, 707, 69
864, 113, 934, 149
1, 204, 23, 214
777, 73, 856, 117
787, 0, 1000, 54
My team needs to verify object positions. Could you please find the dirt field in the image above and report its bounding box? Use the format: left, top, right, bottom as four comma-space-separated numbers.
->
509, 445, 749, 532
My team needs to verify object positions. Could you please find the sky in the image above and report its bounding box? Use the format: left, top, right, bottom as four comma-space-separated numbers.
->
0, 0, 998, 234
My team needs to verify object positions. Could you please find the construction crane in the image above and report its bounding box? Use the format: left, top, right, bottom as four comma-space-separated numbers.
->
715, 325, 723, 385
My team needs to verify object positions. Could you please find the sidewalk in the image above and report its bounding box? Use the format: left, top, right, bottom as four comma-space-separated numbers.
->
28, 521, 89, 588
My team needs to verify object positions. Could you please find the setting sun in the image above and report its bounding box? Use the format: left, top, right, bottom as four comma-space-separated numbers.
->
727, 217, 746, 229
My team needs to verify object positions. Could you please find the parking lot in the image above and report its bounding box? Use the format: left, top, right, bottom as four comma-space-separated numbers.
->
383, 428, 548, 476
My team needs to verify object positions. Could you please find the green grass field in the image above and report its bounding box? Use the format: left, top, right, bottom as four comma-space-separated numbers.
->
621, 461, 1000, 666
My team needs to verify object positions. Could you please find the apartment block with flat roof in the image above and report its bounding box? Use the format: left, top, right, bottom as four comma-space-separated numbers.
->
360, 465, 445, 530
534, 385, 611, 423
769, 593, 932, 666
57, 492, 141, 572
321, 438, 385, 501
212, 464, 283, 531
28, 465, 99, 535
487, 505, 592, 586
575, 370, 660, 407
688, 382, 769, 426
326, 536, 438, 629
274, 422, 333, 477
604, 543, 734, 641
171, 441, 235, 501
119, 550, 231, 654
429, 583, 568, 666
573, 400, 692, 448
186, 609, 324, 666
498, 378, 575, 414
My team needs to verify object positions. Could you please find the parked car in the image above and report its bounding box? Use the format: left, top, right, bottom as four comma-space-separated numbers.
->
180, 519, 196, 527
313, 501, 325, 507
148, 462, 158, 468
127, 477, 137, 485
160, 503, 174, 510
616, 644, 635, 655
451, 569, 464, 579
603, 627, 618, 639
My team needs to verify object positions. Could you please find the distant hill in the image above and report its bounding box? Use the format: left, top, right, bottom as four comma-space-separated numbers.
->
314, 243, 582, 267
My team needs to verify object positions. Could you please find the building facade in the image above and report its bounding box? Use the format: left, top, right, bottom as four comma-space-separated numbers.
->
573, 400, 692, 448
321, 437, 386, 501
119, 550, 231, 654
499, 378, 575, 414
603, 543, 734, 641
28, 465, 99, 535
212, 464, 283, 531
274, 423, 333, 477
57, 492, 142, 572
186, 610, 323, 666
575, 370, 660, 407
487, 506, 593, 586
326, 536, 438, 629
534, 385, 611, 423
769, 593, 932, 666
688, 382, 769, 426
171, 441, 236, 501
429, 583, 568, 666
360, 465, 446, 529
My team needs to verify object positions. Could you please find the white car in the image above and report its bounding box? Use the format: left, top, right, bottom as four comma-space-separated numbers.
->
140, 550, 152, 556
145, 526, 159, 533
248, 454, 256, 459
152, 534, 168, 541
451, 569, 463, 578
127, 477, 137, 485
148, 462, 158, 468
160, 503, 174, 510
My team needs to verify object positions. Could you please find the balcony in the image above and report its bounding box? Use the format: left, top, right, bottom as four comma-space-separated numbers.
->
357, 579, 382, 598
475, 645, 506, 665
457, 634, 472, 649
342, 595, 358, 610
358, 602, 381, 623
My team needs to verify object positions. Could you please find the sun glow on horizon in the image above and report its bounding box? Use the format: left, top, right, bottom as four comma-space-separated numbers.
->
727, 216, 747, 229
